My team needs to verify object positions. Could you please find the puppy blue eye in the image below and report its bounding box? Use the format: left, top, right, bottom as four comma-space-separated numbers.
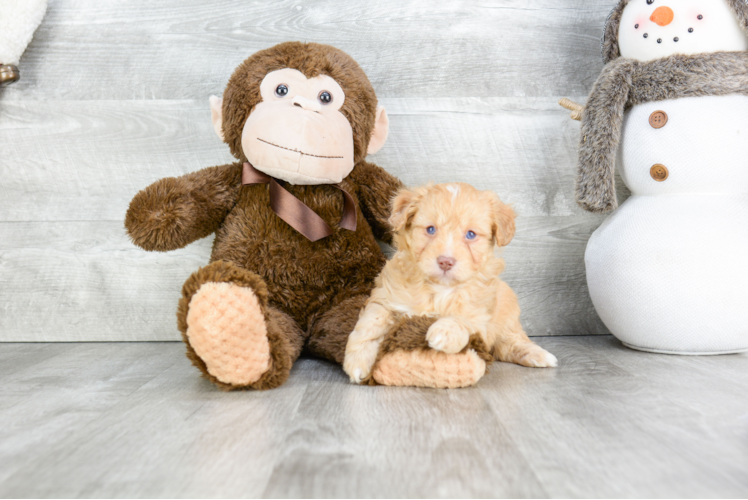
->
427, 226, 436, 235
466, 230, 476, 240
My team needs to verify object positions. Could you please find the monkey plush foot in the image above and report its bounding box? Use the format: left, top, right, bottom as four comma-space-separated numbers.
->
177, 260, 305, 390
372, 349, 487, 389
367, 317, 493, 389
186, 282, 271, 386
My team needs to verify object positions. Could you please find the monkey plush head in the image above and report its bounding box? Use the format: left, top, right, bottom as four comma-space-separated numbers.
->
209, 42, 389, 185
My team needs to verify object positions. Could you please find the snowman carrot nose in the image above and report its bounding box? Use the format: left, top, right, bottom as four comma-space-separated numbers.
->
650, 6, 674, 26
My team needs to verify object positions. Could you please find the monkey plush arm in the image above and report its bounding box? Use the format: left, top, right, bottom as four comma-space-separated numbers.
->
350, 161, 404, 245
125, 162, 243, 251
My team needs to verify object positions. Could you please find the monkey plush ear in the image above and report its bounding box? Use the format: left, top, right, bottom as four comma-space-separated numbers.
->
209, 95, 224, 141
388, 187, 418, 232
367, 105, 389, 155
489, 194, 516, 247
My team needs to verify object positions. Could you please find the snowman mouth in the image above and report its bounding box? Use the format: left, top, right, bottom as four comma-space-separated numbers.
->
642, 32, 689, 44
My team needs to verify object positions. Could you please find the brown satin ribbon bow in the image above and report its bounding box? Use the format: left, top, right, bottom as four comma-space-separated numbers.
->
242, 162, 357, 242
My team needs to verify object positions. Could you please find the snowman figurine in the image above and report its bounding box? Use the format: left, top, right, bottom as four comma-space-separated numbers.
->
561, 0, 748, 354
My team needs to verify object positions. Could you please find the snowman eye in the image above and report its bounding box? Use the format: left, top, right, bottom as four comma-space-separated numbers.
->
647, 0, 654, 4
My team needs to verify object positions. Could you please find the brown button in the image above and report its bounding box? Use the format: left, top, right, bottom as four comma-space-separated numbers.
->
649, 110, 668, 129
650, 164, 669, 182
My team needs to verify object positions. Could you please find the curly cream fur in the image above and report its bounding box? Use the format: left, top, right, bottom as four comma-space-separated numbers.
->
343, 183, 557, 384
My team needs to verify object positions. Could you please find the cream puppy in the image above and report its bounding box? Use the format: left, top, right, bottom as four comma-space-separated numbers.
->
343, 183, 557, 384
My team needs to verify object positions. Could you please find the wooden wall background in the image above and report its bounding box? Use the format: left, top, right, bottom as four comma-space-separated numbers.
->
0, 0, 629, 341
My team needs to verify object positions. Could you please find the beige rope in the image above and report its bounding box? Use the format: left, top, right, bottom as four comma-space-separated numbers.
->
559, 98, 584, 121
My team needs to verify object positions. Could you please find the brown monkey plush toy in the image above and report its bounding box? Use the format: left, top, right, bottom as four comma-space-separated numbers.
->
125, 42, 491, 390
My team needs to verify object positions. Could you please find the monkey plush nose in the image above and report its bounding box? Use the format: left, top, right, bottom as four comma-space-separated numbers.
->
650, 6, 674, 26
292, 95, 322, 113
437, 256, 456, 271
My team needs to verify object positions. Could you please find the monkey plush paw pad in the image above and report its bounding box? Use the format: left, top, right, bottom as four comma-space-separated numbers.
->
186, 282, 271, 385
426, 318, 470, 354
372, 348, 486, 389
515, 345, 558, 368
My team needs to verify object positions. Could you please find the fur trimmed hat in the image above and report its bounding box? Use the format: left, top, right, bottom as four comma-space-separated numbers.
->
601, 0, 748, 64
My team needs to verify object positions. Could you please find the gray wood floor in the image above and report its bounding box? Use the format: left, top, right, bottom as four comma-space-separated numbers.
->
1, 336, 746, 498
0, 0, 626, 341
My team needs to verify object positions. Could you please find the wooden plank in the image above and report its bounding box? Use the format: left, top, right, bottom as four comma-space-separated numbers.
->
0, 339, 746, 497
0, 99, 235, 222
0, 342, 308, 498
5, 0, 610, 101
0, 343, 78, 389
0, 343, 183, 485
482, 336, 748, 497
0, 97, 628, 222
0, 217, 608, 341
504, 215, 609, 337
0, 221, 213, 342
262, 361, 546, 498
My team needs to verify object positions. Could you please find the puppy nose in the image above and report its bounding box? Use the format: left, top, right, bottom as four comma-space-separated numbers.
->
650, 6, 674, 26
437, 256, 456, 271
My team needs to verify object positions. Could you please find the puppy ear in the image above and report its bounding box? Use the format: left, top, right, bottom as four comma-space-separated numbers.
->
489, 194, 516, 247
389, 188, 418, 232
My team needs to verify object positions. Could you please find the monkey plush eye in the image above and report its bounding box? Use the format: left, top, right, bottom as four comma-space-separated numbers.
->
275, 84, 289, 97
466, 230, 476, 240
318, 91, 332, 104
426, 226, 436, 235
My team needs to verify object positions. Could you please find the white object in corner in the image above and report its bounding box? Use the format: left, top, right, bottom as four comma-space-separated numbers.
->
0, 0, 48, 66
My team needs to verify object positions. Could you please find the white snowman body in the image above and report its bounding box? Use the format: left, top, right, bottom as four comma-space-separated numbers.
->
586, 95, 748, 353
584, 0, 748, 353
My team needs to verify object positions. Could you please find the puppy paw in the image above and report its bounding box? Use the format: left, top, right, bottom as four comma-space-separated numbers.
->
517, 345, 558, 368
343, 339, 380, 384
426, 318, 470, 354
